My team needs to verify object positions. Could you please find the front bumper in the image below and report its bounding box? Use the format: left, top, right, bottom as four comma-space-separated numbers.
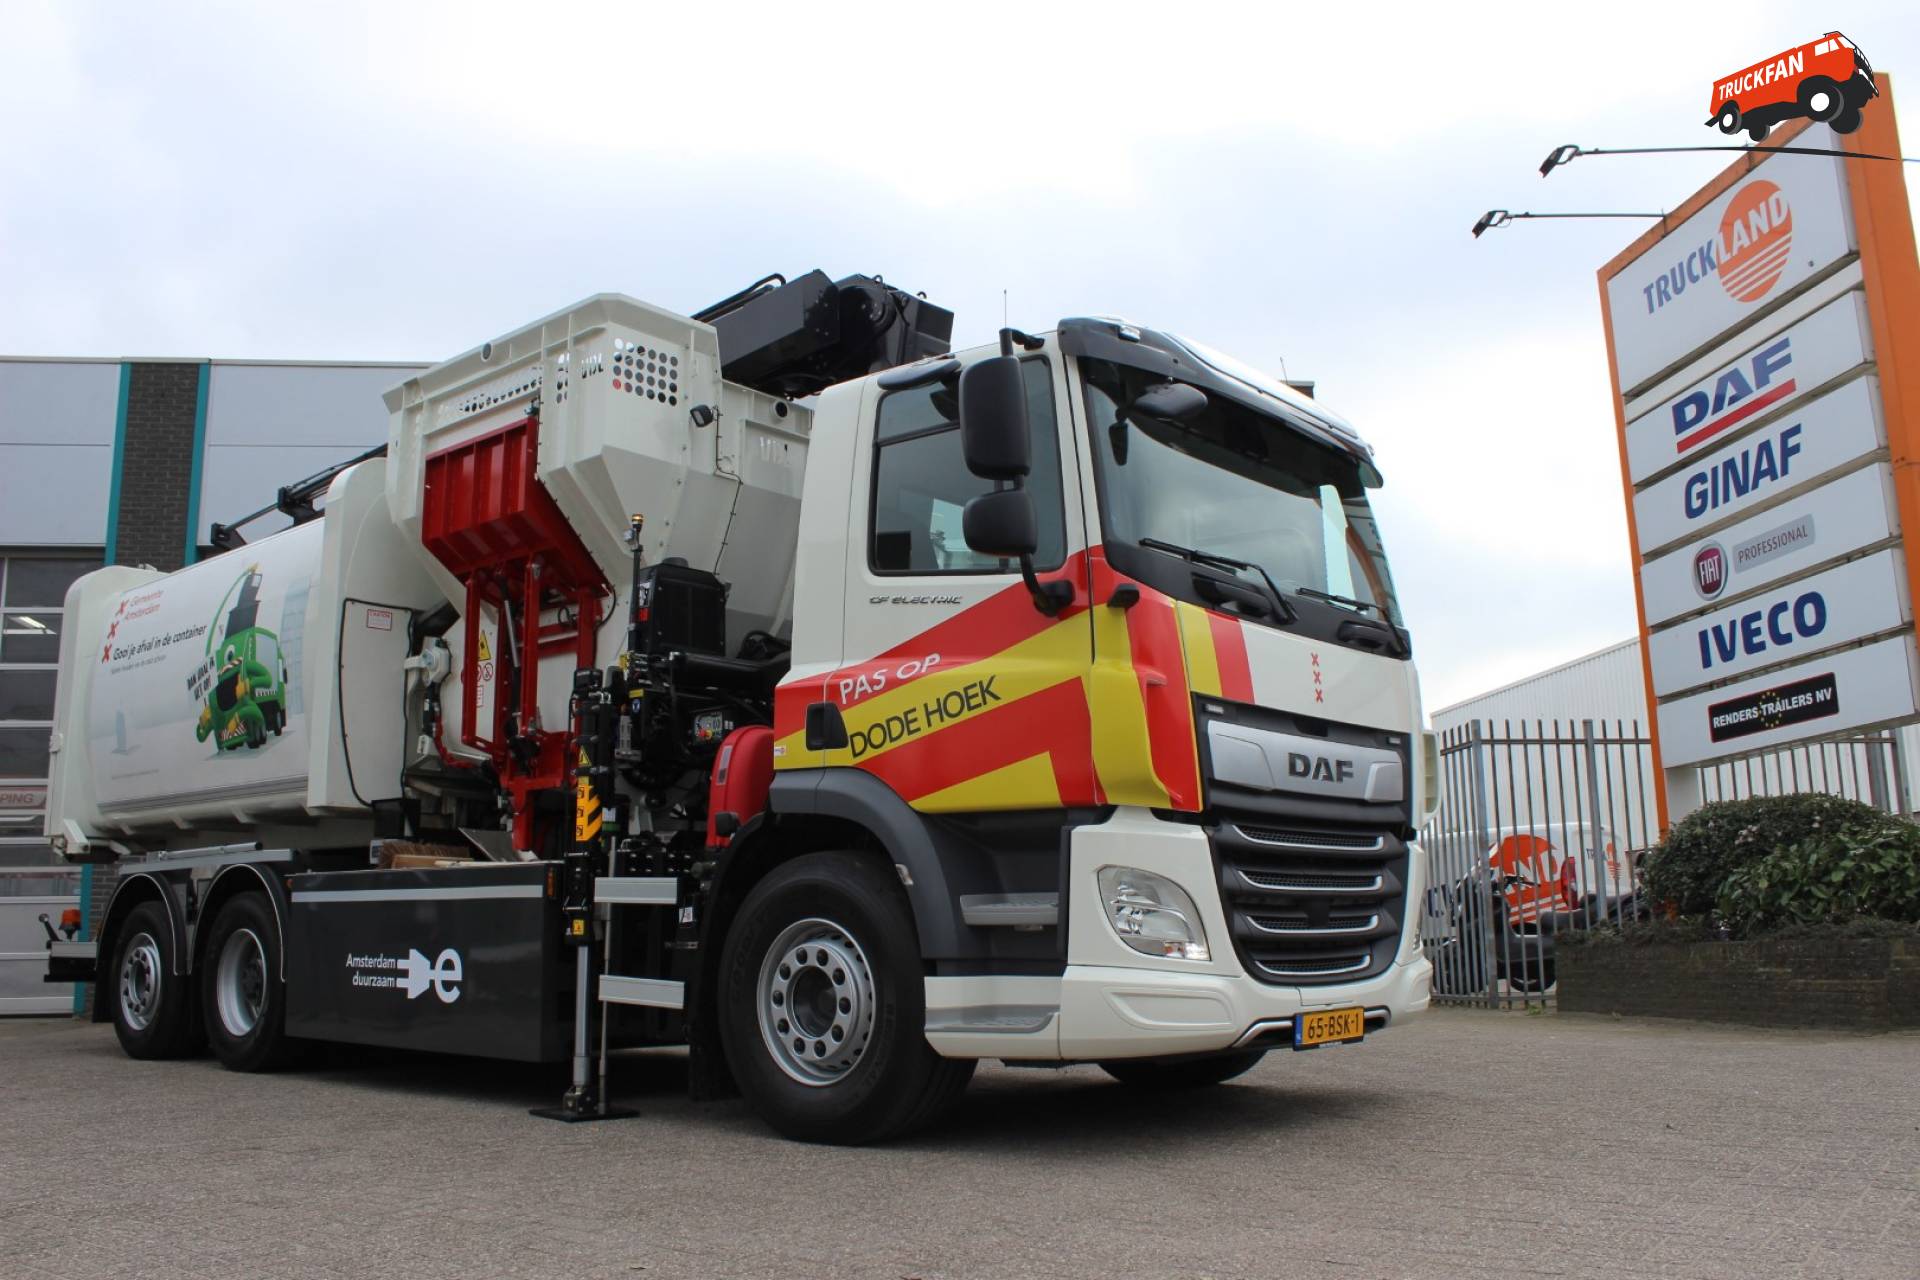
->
925, 808, 1432, 1060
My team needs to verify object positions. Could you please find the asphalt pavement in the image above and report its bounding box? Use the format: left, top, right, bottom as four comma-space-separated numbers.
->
3, 1008, 1915, 1279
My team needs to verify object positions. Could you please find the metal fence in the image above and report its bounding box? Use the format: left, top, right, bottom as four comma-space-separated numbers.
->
1417, 720, 1904, 1009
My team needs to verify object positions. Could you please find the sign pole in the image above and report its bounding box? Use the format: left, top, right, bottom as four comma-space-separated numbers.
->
1842, 77, 1920, 696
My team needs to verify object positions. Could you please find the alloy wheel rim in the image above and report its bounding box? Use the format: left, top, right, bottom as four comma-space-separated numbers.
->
755, 917, 878, 1087
119, 932, 163, 1032
215, 927, 268, 1038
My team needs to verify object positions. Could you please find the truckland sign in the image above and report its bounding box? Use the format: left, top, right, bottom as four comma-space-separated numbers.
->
1604, 144, 1855, 395
1600, 103, 1920, 786
85, 521, 319, 816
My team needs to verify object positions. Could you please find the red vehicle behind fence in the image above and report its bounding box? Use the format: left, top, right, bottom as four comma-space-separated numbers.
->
1707, 32, 1876, 140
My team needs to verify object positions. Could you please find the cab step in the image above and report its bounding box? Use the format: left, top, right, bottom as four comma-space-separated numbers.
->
959, 892, 1058, 928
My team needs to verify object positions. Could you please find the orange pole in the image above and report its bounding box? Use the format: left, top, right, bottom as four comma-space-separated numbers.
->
1595, 278, 1670, 835
1843, 77, 1920, 652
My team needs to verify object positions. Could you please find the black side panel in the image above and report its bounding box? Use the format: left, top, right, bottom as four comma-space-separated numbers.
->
769, 769, 1083, 973
284, 864, 565, 1063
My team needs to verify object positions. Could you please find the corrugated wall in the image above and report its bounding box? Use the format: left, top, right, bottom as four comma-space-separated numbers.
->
1432, 640, 1649, 735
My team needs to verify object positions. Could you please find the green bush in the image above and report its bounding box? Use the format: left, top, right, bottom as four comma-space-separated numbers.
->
1717, 823, 1920, 936
1640, 794, 1909, 917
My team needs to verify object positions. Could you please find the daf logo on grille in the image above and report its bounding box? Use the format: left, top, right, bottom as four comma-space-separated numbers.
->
1288, 752, 1355, 784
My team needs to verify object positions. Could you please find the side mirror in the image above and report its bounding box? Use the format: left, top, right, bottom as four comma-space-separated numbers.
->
958, 356, 1030, 479
961, 489, 1038, 559
1125, 381, 1209, 430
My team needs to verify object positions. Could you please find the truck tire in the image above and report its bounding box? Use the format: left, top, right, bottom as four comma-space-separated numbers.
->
1100, 1050, 1266, 1089
717, 851, 974, 1144
111, 901, 200, 1059
199, 892, 299, 1071
1715, 102, 1741, 134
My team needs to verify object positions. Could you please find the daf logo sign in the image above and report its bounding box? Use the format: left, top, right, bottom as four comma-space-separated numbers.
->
1206, 722, 1405, 805
1287, 752, 1355, 784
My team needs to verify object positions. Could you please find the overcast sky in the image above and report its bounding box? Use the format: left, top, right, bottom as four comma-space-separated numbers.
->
4, 2, 1917, 710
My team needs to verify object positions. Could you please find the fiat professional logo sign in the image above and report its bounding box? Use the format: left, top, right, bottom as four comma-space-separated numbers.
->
1693, 542, 1728, 599
1718, 180, 1793, 302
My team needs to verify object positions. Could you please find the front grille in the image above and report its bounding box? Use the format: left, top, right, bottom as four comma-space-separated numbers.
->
1236, 868, 1382, 893
1255, 953, 1372, 978
1248, 911, 1379, 935
1238, 825, 1384, 851
1212, 821, 1407, 986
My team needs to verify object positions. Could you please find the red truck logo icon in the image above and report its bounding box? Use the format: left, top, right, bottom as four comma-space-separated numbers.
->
1708, 32, 1877, 140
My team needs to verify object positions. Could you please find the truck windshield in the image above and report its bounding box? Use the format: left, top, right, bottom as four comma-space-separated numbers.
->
1080, 356, 1403, 628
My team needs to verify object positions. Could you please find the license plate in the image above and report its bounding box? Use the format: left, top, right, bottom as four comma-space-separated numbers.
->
1293, 1006, 1365, 1049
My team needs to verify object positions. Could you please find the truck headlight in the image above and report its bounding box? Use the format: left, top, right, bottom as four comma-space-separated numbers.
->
1097, 866, 1210, 961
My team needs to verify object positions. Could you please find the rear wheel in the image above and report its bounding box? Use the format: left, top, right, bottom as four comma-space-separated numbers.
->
200, 893, 299, 1071
1715, 102, 1741, 134
718, 851, 974, 1144
1747, 121, 1770, 142
1100, 1050, 1267, 1089
111, 901, 200, 1059
1832, 104, 1863, 134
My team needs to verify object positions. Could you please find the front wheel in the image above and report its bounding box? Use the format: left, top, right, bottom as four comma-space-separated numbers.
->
1100, 1050, 1267, 1089
718, 851, 974, 1144
200, 893, 299, 1071
1831, 104, 1863, 135
1798, 75, 1844, 122
1747, 121, 1770, 142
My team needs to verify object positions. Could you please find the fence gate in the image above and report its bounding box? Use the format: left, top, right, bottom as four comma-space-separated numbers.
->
1420, 720, 1657, 1009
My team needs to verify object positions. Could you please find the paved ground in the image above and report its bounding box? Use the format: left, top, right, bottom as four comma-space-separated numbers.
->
2, 1009, 1915, 1280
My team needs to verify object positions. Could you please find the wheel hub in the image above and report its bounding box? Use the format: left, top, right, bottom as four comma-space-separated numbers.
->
755, 917, 877, 1087
119, 932, 163, 1032
215, 927, 268, 1038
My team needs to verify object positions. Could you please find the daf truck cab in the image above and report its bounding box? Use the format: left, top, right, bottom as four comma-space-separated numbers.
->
48, 279, 1436, 1143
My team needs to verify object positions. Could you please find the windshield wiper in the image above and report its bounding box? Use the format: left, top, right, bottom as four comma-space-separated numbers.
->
1138, 538, 1295, 623
1294, 585, 1378, 614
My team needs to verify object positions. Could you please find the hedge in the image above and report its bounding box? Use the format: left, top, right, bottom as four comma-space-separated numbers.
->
1635, 794, 1920, 939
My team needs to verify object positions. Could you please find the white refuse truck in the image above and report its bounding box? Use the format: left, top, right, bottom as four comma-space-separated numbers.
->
45, 271, 1436, 1142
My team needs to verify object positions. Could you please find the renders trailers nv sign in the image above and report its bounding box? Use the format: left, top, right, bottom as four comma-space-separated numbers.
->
44, 273, 1436, 1142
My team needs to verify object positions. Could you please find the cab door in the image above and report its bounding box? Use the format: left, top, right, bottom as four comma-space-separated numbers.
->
1064, 354, 1206, 813
830, 348, 1094, 812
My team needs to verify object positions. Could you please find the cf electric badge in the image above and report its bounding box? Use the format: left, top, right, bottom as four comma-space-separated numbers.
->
346, 948, 464, 1002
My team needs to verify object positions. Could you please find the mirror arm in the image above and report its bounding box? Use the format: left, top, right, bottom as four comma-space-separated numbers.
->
998, 326, 1045, 356
1019, 557, 1073, 615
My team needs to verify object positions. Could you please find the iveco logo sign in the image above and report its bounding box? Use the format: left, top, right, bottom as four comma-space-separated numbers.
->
1288, 752, 1355, 784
